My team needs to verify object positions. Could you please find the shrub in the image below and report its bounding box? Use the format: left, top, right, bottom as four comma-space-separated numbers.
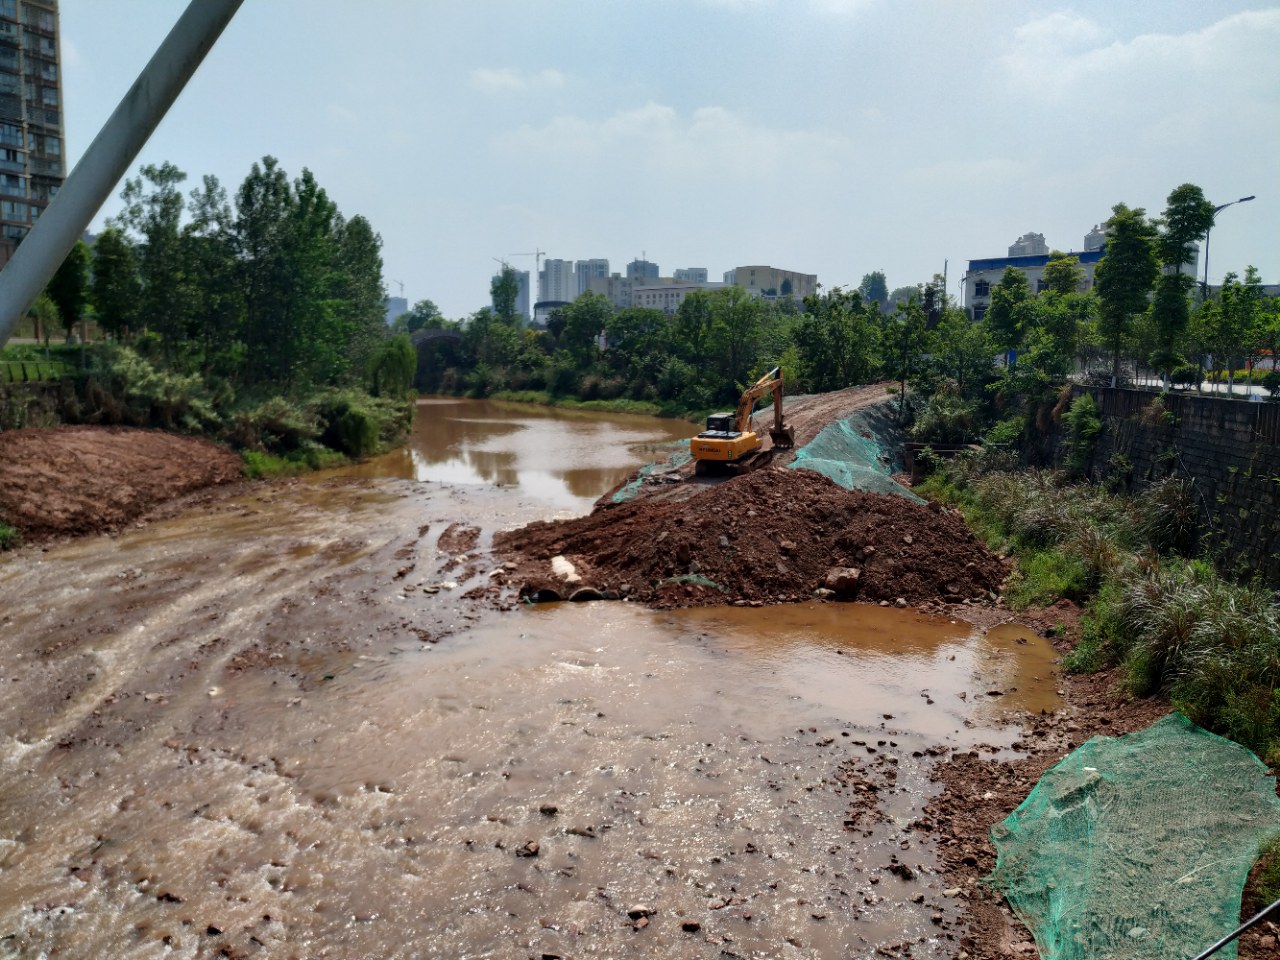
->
1063, 393, 1101, 478
366, 334, 416, 398
1265, 370, 1280, 398
0, 521, 19, 550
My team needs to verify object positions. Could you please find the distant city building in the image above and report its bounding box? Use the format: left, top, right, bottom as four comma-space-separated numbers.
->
1008, 232, 1049, 257
674, 267, 708, 283
722, 269, 736, 285
384, 295, 408, 325
491, 268, 530, 321
1083, 224, 1107, 252
539, 258, 576, 302
632, 280, 725, 315
626, 259, 659, 282
575, 258, 609, 296
586, 272, 635, 311
729, 265, 818, 300
0, 0, 65, 268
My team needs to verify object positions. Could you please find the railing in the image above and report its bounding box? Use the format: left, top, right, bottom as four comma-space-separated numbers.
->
0, 358, 71, 383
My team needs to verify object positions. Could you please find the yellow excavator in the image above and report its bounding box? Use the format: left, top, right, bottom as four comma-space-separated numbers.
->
690, 366, 795, 475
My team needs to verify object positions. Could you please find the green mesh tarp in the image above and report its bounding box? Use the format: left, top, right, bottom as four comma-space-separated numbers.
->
788, 411, 923, 503
611, 443, 691, 503
987, 713, 1280, 960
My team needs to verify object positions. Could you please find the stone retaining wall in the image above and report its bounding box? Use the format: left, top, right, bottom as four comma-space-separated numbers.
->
1067, 387, 1280, 580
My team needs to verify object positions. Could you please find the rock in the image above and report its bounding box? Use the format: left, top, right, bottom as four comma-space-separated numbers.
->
681, 920, 701, 933
627, 904, 654, 919
516, 841, 540, 858
780, 540, 797, 554
550, 555, 581, 584
568, 587, 604, 602
895, 597, 907, 608
633, 916, 649, 930
824, 566, 862, 596
902, 534, 913, 545
539, 804, 558, 816
943, 887, 962, 897
675, 543, 692, 565
719, 535, 730, 548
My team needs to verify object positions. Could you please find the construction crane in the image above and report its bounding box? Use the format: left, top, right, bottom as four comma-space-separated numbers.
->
509, 249, 546, 277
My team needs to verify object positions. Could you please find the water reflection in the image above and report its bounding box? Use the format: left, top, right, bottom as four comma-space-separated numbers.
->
329, 397, 697, 510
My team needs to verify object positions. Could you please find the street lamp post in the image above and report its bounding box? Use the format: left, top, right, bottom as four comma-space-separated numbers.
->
1201, 195, 1256, 300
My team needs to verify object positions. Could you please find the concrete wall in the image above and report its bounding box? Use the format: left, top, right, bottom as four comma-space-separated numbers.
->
1067, 386, 1280, 579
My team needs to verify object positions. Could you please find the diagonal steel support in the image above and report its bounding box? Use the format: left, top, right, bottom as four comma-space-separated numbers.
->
0, 0, 244, 347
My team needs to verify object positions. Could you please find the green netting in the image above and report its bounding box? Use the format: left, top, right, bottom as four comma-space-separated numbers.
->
788, 411, 923, 503
612, 443, 691, 503
987, 713, 1280, 960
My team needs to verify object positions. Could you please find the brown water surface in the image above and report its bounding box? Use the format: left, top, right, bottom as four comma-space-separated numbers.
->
0, 399, 1059, 959
328, 397, 698, 511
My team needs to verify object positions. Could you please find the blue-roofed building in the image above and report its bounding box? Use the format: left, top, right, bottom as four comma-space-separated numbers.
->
964, 249, 1107, 321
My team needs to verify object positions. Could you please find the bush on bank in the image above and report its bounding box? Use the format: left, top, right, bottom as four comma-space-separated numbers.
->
920, 454, 1280, 764
41, 343, 415, 471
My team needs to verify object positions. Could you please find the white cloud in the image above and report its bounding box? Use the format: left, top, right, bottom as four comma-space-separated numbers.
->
998, 8, 1280, 102
469, 67, 566, 94
497, 102, 858, 184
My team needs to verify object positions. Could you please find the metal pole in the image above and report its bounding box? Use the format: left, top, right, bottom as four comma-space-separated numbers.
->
0, 0, 245, 347
1188, 895, 1280, 960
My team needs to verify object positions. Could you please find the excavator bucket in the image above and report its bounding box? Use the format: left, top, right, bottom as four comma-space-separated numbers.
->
769, 423, 795, 449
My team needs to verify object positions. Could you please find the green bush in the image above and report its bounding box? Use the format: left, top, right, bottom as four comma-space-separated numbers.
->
1008, 549, 1089, 607
1063, 393, 1102, 478
366, 334, 416, 398
0, 521, 19, 550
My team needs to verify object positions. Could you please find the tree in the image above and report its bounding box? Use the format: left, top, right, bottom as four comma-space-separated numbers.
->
29, 293, 60, 348
491, 267, 520, 325
1094, 203, 1158, 386
391, 299, 443, 334
332, 213, 387, 382
560, 291, 612, 361
1042, 252, 1084, 295
673, 290, 715, 372
115, 161, 192, 357
795, 288, 878, 391
46, 240, 90, 341
707, 286, 764, 395
888, 285, 920, 309
881, 299, 928, 421
929, 306, 993, 397
985, 267, 1029, 361
234, 156, 294, 384
183, 174, 241, 366
858, 271, 889, 311
1211, 267, 1267, 391
1158, 183, 1214, 277
90, 228, 142, 340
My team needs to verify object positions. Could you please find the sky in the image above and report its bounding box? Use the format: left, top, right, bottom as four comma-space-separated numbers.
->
59, 0, 1280, 320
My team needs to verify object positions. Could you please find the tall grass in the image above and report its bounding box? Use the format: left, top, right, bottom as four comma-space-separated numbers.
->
920, 453, 1280, 762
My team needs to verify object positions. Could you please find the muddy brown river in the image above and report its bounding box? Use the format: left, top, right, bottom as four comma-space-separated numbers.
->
0, 399, 1059, 959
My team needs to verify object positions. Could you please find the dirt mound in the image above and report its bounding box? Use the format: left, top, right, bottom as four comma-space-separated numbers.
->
0, 426, 243, 542
497, 468, 1006, 608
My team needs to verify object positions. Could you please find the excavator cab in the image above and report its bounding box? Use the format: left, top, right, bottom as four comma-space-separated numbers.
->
701, 413, 737, 436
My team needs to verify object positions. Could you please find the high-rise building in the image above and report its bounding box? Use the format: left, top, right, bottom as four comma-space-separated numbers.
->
0, 0, 64, 267
539, 258, 576, 302
674, 267, 708, 283
575, 258, 608, 296
626, 259, 659, 282
729, 265, 818, 300
384, 296, 408, 325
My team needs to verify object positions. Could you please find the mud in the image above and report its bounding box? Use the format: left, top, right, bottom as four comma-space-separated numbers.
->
499, 468, 1007, 609
0, 426, 243, 542
3, 398, 1254, 960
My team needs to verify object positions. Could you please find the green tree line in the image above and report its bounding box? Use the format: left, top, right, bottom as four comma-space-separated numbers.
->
16, 157, 416, 464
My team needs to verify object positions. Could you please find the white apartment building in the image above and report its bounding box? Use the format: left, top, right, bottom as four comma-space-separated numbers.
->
575, 258, 609, 295
539, 258, 576, 302
674, 267, 708, 282
632, 281, 725, 314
